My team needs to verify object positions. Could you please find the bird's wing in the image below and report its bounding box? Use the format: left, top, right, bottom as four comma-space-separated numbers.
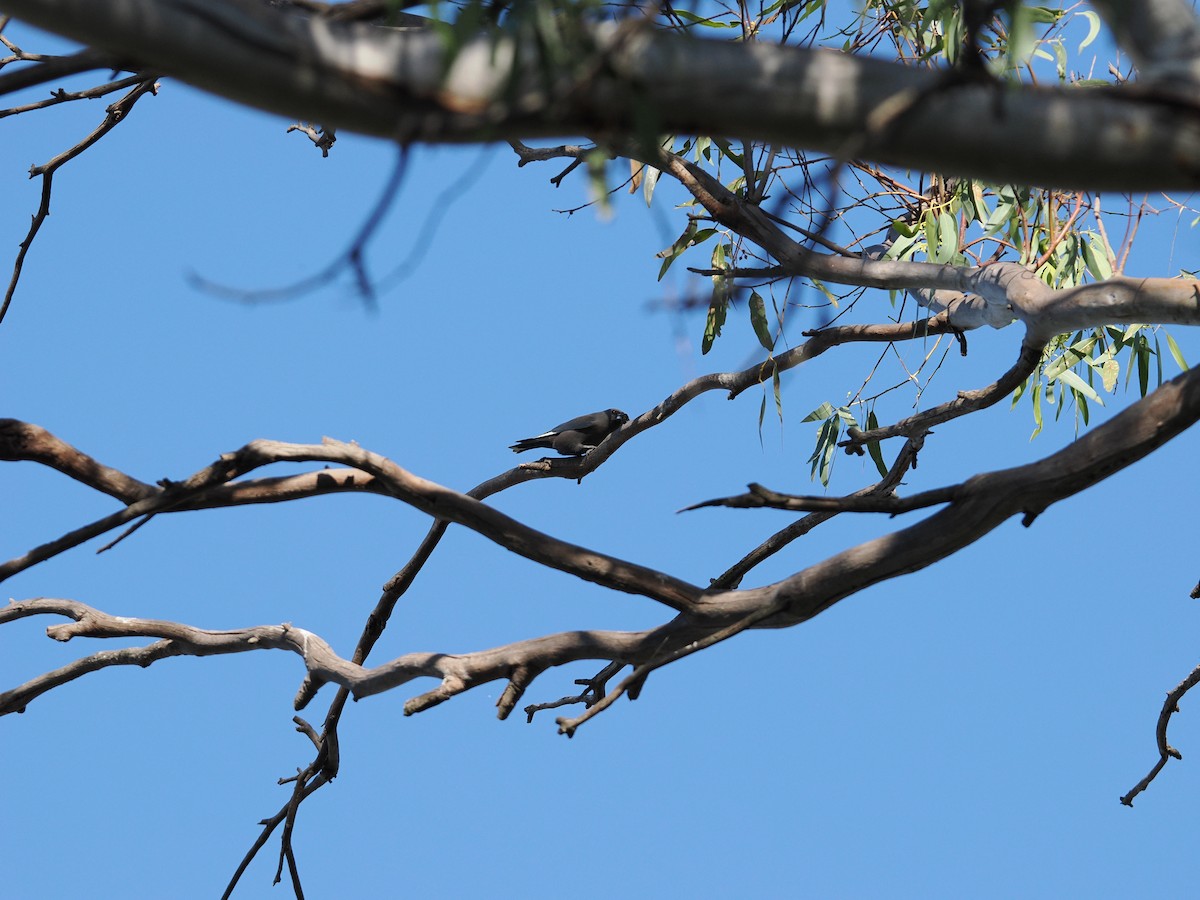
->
547, 412, 606, 433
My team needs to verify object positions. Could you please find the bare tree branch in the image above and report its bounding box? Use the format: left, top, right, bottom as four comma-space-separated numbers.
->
685, 480, 956, 516
1, 76, 157, 324
0, 70, 145, 117
0, 418, 156, 501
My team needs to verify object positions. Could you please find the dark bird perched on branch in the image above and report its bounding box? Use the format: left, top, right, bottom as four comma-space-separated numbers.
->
509, 409, 629, 456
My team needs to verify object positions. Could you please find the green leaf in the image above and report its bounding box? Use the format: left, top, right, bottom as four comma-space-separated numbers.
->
702, 241, 730, 354
802, 401, 835, 423
970, 182, 990, 222
1043, 335, 1097, 379
1164, 331, 1190, 371
1078, 10, 1101, 51
1082, 234, 1113, 281
807, 415, 840, 487
749, 291, 774, 351
642, 165, 660, 207
811, 279, 839, 307
1030, 377, 1044, 439
672, 9, 738, 27
934, 211, 958, 263
711, 138, 745, 166
983, 197, 1013, 236
1055, 368, 1103, 405
656, 221, 697, 281
921, 210, 939, 258
1022, 5, 1060, 22
884, 229, 921, 262
1052, 40, 1067, 79
866, 411, 887, 478
701, 288, 729, 355
655, 225, 717, 281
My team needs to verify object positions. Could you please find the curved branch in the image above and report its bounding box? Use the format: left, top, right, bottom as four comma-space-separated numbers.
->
1121, 659, 1200, 806
0, 418, 155, 501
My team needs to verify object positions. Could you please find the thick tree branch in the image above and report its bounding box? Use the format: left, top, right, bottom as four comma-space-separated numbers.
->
752, 363, 1200, 628
5, 0, 1200, 189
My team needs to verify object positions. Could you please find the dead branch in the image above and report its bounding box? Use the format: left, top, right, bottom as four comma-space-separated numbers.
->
0, 597, 712, 717
0, 71, 146, 117
685, 481, 957, 515
2, 77, 158, 325
1121, 661, 1200, 806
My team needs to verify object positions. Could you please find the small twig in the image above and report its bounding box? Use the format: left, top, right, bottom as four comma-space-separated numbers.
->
0, 72, 147, 119
524, 661, 624, 722
1121, 660, 1200, 806
2, 77, 158, 325
95, 513, 156, 554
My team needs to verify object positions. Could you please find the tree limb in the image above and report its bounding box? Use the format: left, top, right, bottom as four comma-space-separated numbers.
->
4, 0, 1200, 189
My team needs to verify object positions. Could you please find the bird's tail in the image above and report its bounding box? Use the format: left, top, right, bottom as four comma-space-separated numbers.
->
509, 440, 539, 453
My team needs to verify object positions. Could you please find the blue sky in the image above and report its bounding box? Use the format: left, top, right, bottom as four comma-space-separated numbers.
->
3, 14, 1200, 899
